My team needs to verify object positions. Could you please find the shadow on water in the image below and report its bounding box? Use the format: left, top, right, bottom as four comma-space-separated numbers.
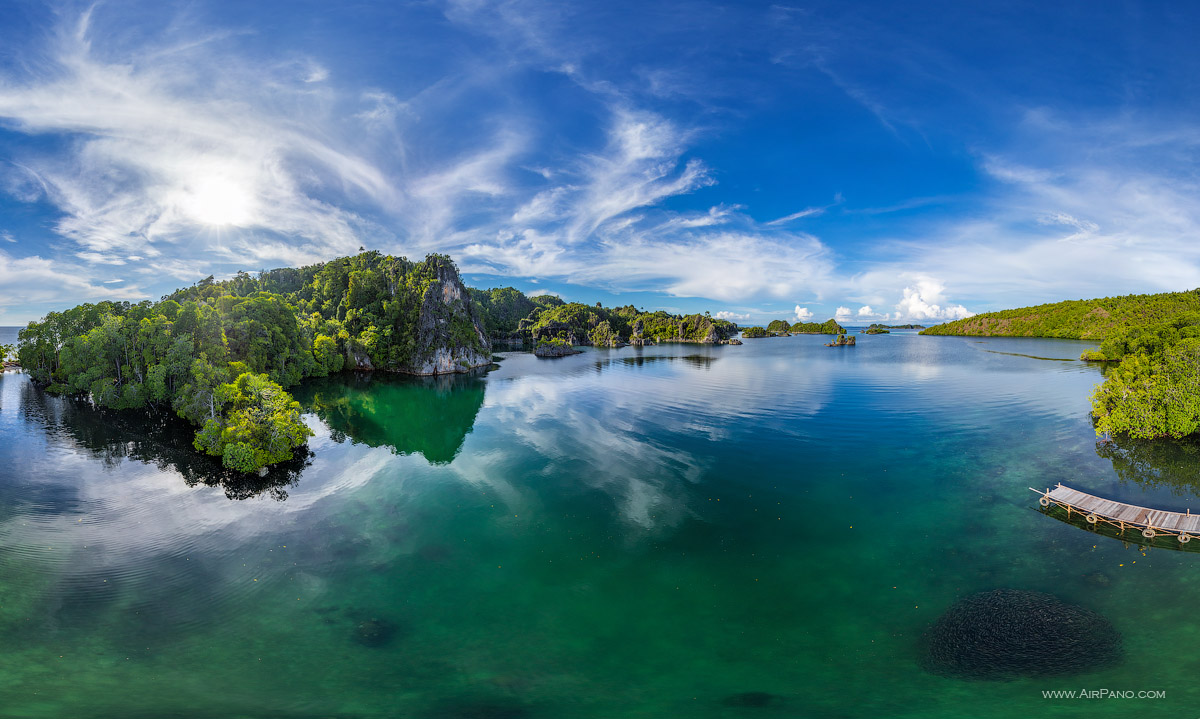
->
17, 379, 310, 500
1027, 432, 1200, 551
295, 371, 486, 464
1034, 505, 1200, 553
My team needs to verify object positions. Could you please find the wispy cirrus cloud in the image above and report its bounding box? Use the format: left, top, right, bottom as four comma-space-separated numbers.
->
0, 8, 398, 272
5, 1, 1198, 328
0, 250, 145, 324
0, 4, 850, 320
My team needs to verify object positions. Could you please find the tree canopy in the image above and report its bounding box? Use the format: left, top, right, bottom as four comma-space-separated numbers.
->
16, 252, 488, 473
921, 289, 1200, 339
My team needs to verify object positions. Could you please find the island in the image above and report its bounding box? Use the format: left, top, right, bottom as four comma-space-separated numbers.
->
740, 319, 846, 338
533, 338, 582, 357
790, 319, 846, 335
14, 250, 745, 473
919, 288, 1200, 441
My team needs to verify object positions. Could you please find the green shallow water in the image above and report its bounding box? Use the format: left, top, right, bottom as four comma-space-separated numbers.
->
1, 333, 1199, 717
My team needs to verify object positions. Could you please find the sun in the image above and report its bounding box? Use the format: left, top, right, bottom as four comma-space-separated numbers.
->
180, 173, 257, 227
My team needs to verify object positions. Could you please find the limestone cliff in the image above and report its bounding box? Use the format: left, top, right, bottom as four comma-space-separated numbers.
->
403, 257, 492, 375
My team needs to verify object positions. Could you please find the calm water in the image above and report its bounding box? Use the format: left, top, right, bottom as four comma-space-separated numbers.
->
2, 333, 1199, 718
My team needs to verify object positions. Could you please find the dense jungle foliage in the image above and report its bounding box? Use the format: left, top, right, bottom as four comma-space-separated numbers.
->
16, 252, 485, 473
790, 319, 846, 334
920, 289, 1200, 339
14, 251, 743, 472
1090, 312, 1200, 439
514, 301, 738, 345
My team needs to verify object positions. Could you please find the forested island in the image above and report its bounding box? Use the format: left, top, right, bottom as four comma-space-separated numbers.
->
919, 288, 1200, 441
475, 290, 740, 349
15, 251, 741, 474
742, 319, 846, 338
920, 289, 1200, 339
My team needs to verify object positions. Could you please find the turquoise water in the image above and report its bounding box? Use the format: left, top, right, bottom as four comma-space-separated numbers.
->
1, 333, 1198, 717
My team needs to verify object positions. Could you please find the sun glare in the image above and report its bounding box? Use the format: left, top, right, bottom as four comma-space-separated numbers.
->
180, 174, 256, 227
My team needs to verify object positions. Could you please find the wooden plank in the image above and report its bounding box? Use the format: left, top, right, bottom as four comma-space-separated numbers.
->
1038, 485, 1200, 540
1117, 505, 1142, 522
1156, 513, 1180, 530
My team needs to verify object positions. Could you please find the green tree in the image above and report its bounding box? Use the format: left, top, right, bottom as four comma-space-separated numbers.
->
192, 372, 313, 472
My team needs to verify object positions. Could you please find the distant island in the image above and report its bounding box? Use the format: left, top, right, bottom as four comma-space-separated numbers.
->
920, 289, 1200, 340
920, 288, 1200, 442
861, 323, 926, 334
742, 319, 846, 338
14, 250, 742, 473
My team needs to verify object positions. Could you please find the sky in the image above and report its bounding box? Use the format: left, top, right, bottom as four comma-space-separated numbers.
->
1, 0, 1199, 327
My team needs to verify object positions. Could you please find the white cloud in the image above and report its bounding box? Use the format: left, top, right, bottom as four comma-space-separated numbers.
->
0, 10, 398, 274
793, 305, 813, 321
1038, 212, 1098, 233
562, 109, 713, 244
0, 231, 14, 243
857, 305, 874, 316
302, 61, 330, 83
527, 288, 561, 298
834, 306, 852, 321
894, 278, 974, 321
714, 310, 750, 321
0, 250, 145, 322
573, 230, 834, 301
863, 115, 1200, 308
766, 206, 824, 225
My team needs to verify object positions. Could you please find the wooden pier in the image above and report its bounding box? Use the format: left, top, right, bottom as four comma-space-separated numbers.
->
1031, 484, 1200, 543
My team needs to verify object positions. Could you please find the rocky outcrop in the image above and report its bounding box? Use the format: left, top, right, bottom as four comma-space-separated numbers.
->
534, 341, 582, 358
403, 257, 492, 375
530, 321, 585, 346
348, 346, 374, 370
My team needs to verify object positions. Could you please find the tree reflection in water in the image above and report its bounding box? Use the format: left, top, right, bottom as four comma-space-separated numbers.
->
296, 371, 486, 465
20, 379, 309, 500
1097, 433, 1200, 495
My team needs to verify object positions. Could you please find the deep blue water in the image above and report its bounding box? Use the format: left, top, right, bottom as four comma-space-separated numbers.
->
1, 332, 1197, 718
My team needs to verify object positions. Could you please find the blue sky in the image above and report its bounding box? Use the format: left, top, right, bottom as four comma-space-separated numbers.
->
1, 0, 1199, 326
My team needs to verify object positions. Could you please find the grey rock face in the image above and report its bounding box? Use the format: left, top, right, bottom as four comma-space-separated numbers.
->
403, 259, 492, 375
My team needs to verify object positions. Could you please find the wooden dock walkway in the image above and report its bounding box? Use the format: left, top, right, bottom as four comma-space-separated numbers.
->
1031, 483, 1200, 543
